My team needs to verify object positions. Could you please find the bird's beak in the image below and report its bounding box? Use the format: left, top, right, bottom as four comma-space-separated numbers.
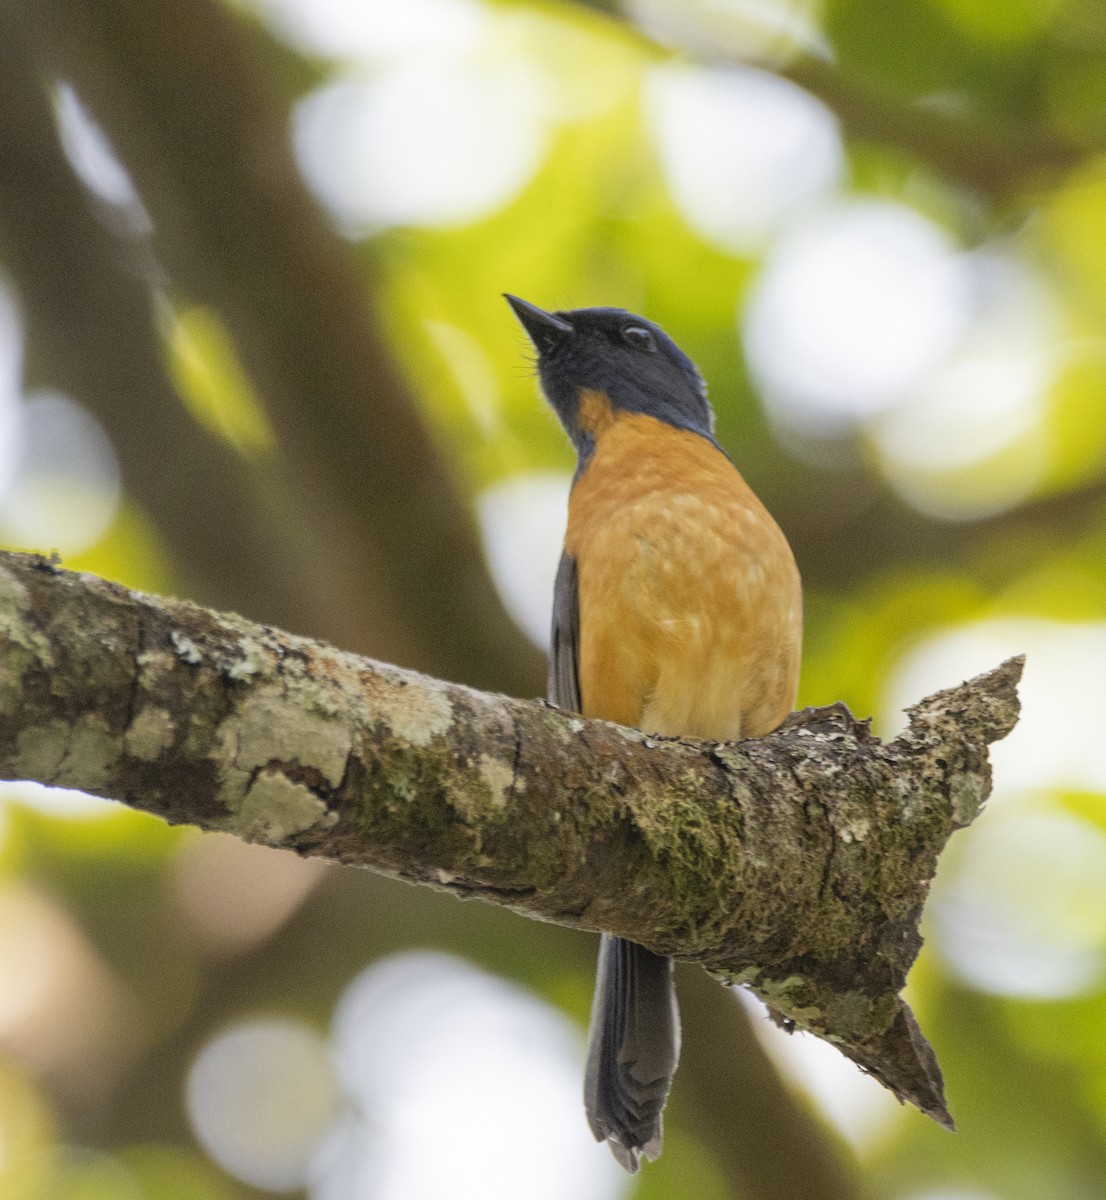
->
504, 294, 574, 351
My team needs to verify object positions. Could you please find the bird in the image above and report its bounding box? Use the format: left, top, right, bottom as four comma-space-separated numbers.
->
505, 294, 803, 1172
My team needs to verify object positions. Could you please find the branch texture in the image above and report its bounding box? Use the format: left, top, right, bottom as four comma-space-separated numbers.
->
0, 550, 1022, 1127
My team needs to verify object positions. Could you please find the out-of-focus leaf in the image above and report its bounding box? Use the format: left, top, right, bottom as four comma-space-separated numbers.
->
932, 0, 1057, 46
163, 304, 275, 457
1043, 341, 1106, 491
62, 502, 177, 596
799, 573, 987, 717
1044, 158, 1106, 313
632, 1133, 730, 1200
120, 1144, 242, 1200
6, 807, 201, 1043
0, 1063, 53, 1200
825, 0, 976, 98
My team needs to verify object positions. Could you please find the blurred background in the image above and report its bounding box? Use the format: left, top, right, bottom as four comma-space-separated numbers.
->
0, 0, 1105, 1196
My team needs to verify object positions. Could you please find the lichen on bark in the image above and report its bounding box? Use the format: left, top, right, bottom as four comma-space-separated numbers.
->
0, 549, 1022, 1128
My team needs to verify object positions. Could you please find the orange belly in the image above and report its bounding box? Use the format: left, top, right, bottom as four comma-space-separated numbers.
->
565, 414, 802, 741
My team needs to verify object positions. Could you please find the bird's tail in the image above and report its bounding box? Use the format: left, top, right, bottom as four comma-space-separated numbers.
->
583, 933, 681, 1172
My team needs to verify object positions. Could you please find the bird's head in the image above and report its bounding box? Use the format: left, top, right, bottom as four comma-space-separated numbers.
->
505, 296, 715, 462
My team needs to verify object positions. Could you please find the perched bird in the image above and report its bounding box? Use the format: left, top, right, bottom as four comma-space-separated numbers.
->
506, 295, 803, 1172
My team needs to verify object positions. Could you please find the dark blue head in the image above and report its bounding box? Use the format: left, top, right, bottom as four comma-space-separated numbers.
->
505, 296, 715, 461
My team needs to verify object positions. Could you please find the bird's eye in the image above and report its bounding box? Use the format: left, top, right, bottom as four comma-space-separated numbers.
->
622, 325, 657, 353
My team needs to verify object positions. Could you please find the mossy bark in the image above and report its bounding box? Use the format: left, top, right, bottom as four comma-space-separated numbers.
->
0, 549, 1022, 1128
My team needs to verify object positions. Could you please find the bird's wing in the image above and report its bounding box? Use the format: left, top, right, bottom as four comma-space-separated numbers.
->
554, 547, 679, 1171
549, 551, 582, 712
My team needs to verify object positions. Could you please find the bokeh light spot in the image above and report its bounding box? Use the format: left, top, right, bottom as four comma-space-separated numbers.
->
626, 0, 826, 65
868, 254, 1058, 520
645, 64, 842, 255
886, 620, 1106, 998
317, 952, 624, 1200
744, 200, 973, 433
173, 833, 326, 958
294, 57, 552, 233
739, 990, 904, 1150
52, 84, 148, 225
0, 782, 118, 823
187, 1019, 339, 1192
885, 618, 1106, 796
0, 286, 24, 506
477, 472, 570, 650
0, 882, 136, 1100
929, 805, 1106, 998
0, 392, 121, 556
248, 0, 490, 62
904, 1191, 1005, 1200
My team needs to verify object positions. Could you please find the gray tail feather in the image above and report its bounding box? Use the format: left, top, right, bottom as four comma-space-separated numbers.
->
583, 933, 681, 1172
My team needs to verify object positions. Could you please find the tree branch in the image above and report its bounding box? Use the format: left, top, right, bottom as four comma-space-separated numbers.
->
0, 17, 368, 649
780, 54, 1080, 199
562, 0, 1082, 199
0, 549, 1022, 1128
13, 0, 545, 696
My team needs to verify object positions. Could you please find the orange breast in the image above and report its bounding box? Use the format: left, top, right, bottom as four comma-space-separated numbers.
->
565, 412, 802, 741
